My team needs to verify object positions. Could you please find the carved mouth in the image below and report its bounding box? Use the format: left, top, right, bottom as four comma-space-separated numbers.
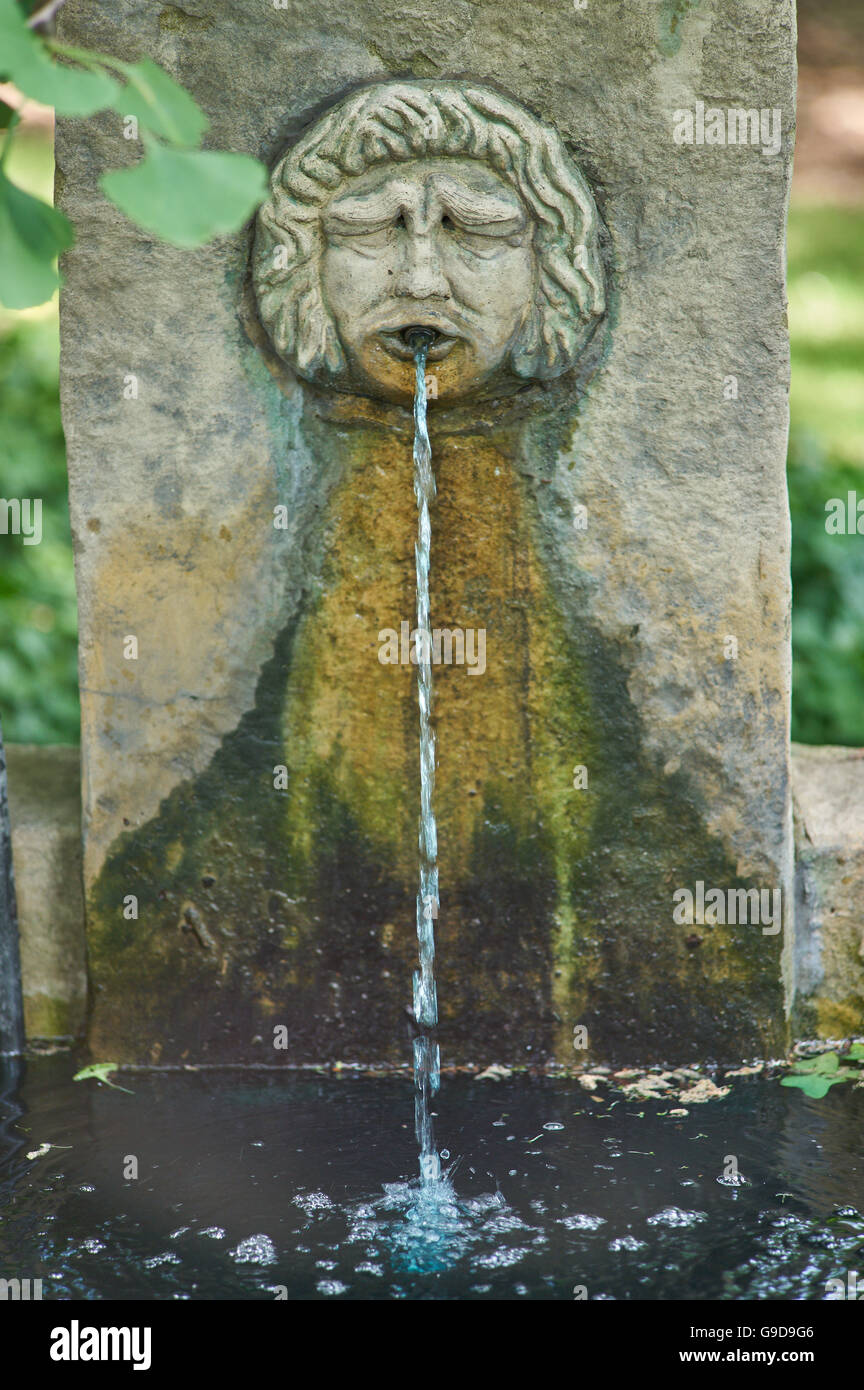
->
378, 324, 461, 363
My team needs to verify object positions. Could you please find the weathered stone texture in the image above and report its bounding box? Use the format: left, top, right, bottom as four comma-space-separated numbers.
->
0, 724, 23, 1054
5, 746, 86, 1040
792, 743, 864, 1039
57, 0, 796, 1063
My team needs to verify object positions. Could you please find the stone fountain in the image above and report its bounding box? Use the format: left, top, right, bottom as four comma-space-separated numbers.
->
10, 0, 855, 1071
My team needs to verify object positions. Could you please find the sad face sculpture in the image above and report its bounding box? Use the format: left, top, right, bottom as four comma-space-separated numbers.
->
254, 81, 606, 403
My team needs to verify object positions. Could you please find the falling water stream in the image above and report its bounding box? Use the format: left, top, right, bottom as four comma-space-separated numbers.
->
409, 332, 441, 1187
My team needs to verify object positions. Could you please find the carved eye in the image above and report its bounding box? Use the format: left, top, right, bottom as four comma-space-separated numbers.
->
448, 226, 508, 258
441, 215, 455, 231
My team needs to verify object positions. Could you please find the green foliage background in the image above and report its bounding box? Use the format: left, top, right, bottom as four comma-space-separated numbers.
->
0, 126, 78, 743
787, 204, 864, 746
0, 137, 862, 746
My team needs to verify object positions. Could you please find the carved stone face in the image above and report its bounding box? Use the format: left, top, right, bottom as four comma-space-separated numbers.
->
320, 158, 536, 403
253, 81, 607, 405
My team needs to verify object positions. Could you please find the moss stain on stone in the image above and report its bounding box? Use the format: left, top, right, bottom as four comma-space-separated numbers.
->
86, 395, 784, 1066
658, 0, 701, 57
158, 6, 214, 33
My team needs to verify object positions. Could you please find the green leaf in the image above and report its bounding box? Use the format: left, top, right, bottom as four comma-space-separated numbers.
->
781, 1070, 855, 1099
112, 58, 208, 145
846, 1043, 864, 1061
788, 1051, 840, 1075
16, 54, 118, 116
72, 1062, 134, 1093
101, 139, 267, 248
0, 96, 16, 129
0, 165, 73, 308
0, 0, 118, 114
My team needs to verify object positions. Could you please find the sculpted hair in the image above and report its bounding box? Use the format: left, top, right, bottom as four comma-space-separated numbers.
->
254, 81, 606, 384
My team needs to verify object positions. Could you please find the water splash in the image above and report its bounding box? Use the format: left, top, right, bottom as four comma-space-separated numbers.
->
409, 335, 441, 1187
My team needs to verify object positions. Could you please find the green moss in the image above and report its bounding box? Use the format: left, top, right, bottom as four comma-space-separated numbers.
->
657, 0, 701, 57
158, 5, 214, 32
88, 397, 785, 1067
23, 995, 82, 1040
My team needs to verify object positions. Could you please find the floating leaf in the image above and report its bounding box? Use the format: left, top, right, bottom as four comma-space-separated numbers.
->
72, 1062, 133, 1093
0, 1, 117, 115
0, 166, 73, 308
788, 1051, 840, 1075
101, 139, 267, 248
781, 1070, 854, 1099
846, 1043, 864, 1062
112, 58, 208, 145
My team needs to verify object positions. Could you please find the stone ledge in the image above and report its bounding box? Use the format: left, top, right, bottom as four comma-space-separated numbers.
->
792, 742, 864, 1037
5, 744, 86, 1040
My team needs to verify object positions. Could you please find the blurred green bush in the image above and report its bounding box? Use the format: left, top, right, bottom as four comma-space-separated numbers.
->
0, 123, 79, 744
787, 203, 864, 746
0, 314, 79, 743
789, 438, 864, 746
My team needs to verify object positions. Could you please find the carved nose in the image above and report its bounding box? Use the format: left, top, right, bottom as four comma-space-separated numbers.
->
393, 235, 450, 300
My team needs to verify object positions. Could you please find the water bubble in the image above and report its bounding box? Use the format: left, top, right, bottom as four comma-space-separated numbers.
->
647, 1207, 707, 1228
231, 1233, 277, 1265
79, 1237, 105, 1254
143, 1251, 181, 1268
473, 1246, 530, 1270
558, 1213, 606, 1231
543, 1122, 565, 1131
609, 1235, 646, 1252
441, 1149, 450, 1160
293, 1191, 333, 1215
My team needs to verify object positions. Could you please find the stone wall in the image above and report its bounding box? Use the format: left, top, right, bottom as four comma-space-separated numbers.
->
12, 741, 864, 1055
55, 0, 797, 1064
5, 746, 86, 1040
792, 743, 864, 1039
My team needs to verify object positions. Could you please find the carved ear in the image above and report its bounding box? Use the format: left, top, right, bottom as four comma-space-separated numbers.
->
253, 208, 346, 383
510, 226, 606, 380
510, 304, 547, 380
511, 295, 580, 381
293, 272, 345, 381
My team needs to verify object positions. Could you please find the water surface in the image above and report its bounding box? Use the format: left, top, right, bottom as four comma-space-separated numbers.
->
1, 1057, 862, 1300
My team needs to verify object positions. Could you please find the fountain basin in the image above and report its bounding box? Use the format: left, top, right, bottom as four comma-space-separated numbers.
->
1, 1055, 862, 1300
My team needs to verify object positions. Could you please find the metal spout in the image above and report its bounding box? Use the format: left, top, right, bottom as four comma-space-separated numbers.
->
403, 326, 437, 353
